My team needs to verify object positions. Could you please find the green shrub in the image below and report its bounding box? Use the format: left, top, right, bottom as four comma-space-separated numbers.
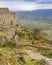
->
0, 31, 5, 35
41, 50, 52, 58
2, 40, 16, 47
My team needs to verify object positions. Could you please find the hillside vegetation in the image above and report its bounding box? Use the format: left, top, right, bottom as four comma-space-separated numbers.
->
16, 24, 49, 46
0, 24, 51, 65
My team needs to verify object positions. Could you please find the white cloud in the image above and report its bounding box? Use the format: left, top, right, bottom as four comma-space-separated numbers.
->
0, 1, 52, 11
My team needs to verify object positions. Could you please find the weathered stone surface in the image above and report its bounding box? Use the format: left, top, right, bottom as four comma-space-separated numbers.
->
0, 8, 16, 29
14, 35, 19, 41
0, 8, 16, 41
0, 35, 6, 44
5, 28, 16, 39
14, 35, 20, 45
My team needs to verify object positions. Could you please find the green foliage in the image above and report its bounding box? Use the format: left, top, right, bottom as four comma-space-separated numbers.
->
41, 50, 52, 58
2, 40, 16, 47
0, 47, 50, 65
16, 25, 49, 46
17, 26, 35, 40
0, 47, 19, 65
24, 55, 37, 65
0, 31, 5, 35
23, 55, 49, 65
0, 61, 7, 65
35, 33, 48, 43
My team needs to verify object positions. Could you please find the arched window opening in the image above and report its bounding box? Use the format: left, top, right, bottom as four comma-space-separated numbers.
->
3, 22, 4, 24
11, 20, 13, 25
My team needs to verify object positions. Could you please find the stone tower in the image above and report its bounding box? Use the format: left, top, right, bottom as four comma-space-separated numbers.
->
0, 8, 16, 40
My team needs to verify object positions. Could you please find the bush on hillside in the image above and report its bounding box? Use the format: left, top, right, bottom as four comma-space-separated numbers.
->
1, 40, 16, 47
41, 50, 52, 58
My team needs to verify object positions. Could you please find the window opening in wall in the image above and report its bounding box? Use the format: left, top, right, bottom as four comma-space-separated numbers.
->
11, 20, 13, 25
3, 22, 4, 24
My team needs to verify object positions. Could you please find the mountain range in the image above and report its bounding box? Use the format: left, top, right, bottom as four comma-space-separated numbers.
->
15, 9, 52, 30
16, 9, 52, 17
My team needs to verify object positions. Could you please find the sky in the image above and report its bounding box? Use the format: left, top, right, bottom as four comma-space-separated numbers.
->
0, 0, 52, 11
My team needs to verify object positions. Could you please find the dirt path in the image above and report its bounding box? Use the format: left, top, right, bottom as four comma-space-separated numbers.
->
20, 49, 52, 65
18, 44, 52, 50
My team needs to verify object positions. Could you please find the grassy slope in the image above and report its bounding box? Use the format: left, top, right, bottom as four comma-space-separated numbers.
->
0, 25, 51, 65
16, 24, 49, 46
0, 47, 50, 65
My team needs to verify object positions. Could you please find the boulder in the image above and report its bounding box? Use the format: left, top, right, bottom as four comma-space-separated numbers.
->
0, 35, 6, 44
14, 35, 20, 45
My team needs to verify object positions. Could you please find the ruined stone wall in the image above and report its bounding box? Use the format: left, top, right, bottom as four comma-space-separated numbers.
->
0, 8, 16, 30
0, 8, 9, 13
0, 8, 16, 39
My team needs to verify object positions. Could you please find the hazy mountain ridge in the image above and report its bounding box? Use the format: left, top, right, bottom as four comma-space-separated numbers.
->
15, 9, 52, 30
16, 9, 52, 18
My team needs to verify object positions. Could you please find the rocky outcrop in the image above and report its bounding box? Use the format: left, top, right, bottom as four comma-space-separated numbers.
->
5, 28, 16, 39
14, 35, 20, 45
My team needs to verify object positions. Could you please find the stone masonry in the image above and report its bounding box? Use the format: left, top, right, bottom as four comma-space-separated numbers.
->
0, 8, 16, 41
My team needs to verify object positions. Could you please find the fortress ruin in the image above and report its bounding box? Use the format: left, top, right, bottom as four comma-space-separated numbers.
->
0, 8, 16, 42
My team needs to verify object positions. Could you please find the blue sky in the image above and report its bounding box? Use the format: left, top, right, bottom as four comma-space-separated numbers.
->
0, 0, 52, 11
